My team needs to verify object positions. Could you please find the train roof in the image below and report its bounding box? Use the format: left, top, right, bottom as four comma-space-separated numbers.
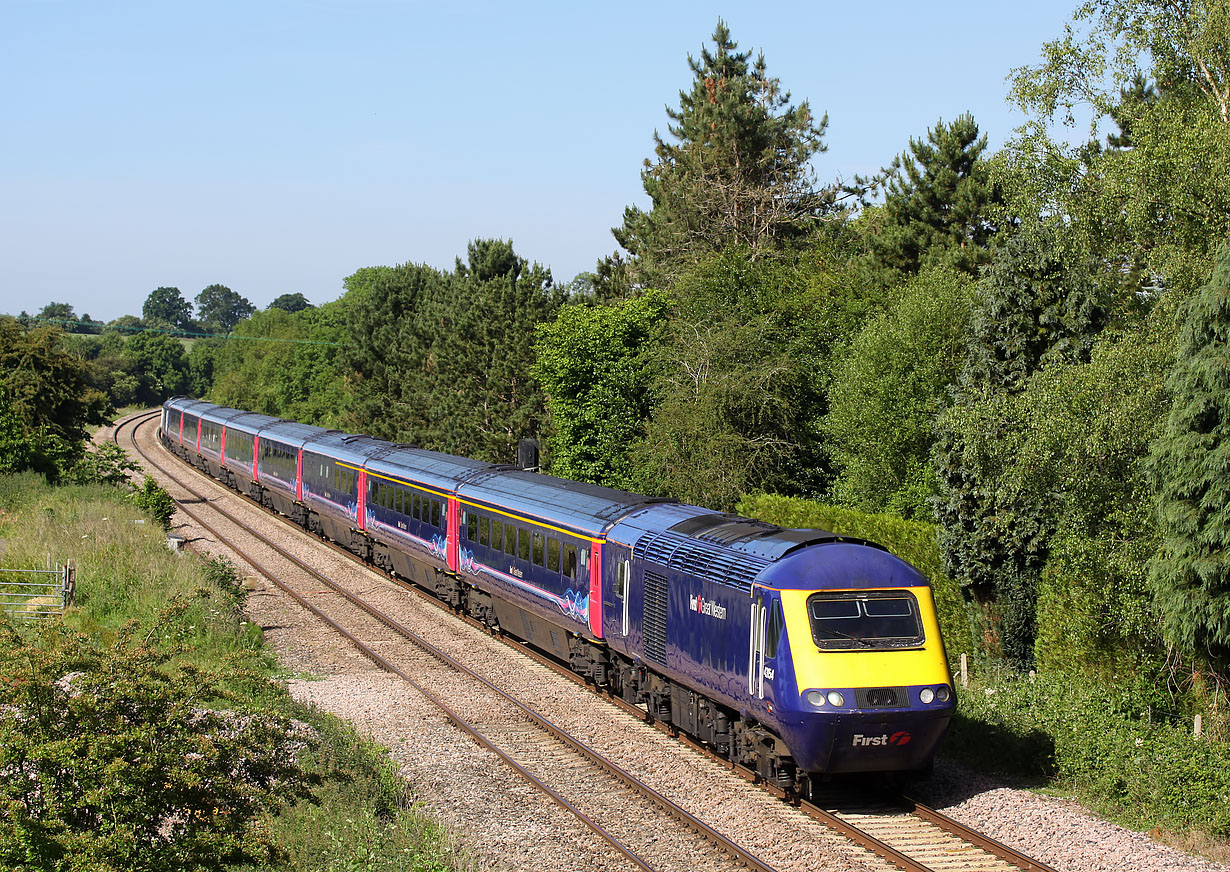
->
608, 504, 888, 592
757, 540, 927, 591
197, 404, 251, 427
301, 430, 390, 466
221, 411, 285, 436
366, 446, 499, 494
257, 419, 330, 449
172, 398, 215, 419
457, 469, 671, 538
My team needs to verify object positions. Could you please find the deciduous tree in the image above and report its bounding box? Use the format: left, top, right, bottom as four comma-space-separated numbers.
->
268, 292, 312, 313
196, 284, 255, 333
825, 266, 975, 519
533, 290, 671, 488
142, 286, 194, 332
0, 317, 110, 478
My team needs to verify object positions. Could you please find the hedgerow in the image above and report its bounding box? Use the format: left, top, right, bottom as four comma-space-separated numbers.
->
947, 670, 1230, 836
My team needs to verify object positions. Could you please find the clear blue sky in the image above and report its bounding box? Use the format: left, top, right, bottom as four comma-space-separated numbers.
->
2, 0, 1083, 322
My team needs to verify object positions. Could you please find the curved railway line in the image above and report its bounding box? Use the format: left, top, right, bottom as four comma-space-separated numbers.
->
113, 408, 1061, 872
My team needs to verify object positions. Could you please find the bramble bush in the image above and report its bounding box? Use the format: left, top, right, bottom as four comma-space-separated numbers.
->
0, 605, 318, 872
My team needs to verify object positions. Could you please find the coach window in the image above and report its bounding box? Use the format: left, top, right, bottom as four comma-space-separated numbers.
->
479, 515, 490, 546
466, 511, 477, 541
563, 544, 577, 580
492, 519, 504, 552
431, 500, 441, 528
532, 532, 544, 566
547, 538, 560, 573
766, 600, 784, 658
504, 523, 516, 556
514, 527, 528, 561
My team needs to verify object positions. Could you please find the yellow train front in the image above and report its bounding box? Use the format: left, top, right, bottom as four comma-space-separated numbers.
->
755, 539, 955, 775
603, 507, 955, 785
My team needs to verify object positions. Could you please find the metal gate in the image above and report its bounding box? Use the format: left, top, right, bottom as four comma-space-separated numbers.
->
1, 562, 74, 619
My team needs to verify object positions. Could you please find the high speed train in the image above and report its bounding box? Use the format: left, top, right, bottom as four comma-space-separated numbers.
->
162, 397, 955, 792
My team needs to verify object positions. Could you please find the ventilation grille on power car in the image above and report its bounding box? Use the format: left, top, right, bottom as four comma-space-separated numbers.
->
633, 531, 766, 591
642, 570, 668, 666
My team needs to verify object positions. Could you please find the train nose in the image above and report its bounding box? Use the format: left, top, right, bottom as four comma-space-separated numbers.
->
793, 707, 953, 773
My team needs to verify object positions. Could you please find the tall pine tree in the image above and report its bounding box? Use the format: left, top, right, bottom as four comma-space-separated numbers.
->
864, 113, 998, 276
609, 20, 830, 290
1149, 241, 1230, 673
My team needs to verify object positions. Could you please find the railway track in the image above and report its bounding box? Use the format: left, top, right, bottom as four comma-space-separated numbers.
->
113, 409, 1062, 872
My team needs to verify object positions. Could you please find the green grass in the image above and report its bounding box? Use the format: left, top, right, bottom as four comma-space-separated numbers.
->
0, 474, 464, 872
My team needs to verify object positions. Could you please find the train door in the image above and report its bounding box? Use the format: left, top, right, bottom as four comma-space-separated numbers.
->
747, 589, 785, 703
602, 544, 634, 654
748, 593, 766, 699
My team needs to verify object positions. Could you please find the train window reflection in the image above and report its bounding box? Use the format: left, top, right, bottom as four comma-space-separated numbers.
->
807, 592, 923, 650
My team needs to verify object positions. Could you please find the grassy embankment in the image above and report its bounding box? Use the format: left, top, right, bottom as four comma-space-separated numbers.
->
0, 472, 463, 872
740, 493, 1230, 863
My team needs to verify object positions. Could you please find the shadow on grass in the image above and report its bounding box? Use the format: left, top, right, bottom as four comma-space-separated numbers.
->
900, 709, 1056, 805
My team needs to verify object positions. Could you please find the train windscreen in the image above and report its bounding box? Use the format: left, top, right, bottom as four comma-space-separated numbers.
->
806, 591, 923, 650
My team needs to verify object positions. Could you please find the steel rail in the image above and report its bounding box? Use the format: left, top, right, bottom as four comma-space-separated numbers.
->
901, 796, 1058, 872
124, 412, 779, 872
130, 408, 1060, 872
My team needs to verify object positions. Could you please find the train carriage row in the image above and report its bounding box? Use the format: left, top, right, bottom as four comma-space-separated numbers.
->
162, 397, 956, 790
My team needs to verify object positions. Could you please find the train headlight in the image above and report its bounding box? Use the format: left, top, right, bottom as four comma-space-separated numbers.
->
919, 687, 935, 704
826, 691, 845, 707
936, 685, 951, 703
805, 690, 826, 707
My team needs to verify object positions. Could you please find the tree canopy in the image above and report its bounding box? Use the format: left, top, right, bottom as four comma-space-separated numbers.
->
0, 317, 111, 478
142, 287, 194, 332
610, 20, 830, 289
196, 284, 255, 333
862, 113, 999, 276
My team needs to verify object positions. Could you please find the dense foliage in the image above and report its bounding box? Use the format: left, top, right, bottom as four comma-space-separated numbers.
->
1149, 243, 1230, 673
0, 476, 460, 872
0, 317, 111, 479
345, 240, 563, 462
0, 617, 315, 872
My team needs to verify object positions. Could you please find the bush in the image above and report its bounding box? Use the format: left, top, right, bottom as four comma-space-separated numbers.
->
947, 670, 1230, 835
0, 611, 318, 872
736, 493, 973, 661
129, 474, 176, 530
65, 442, 139, 487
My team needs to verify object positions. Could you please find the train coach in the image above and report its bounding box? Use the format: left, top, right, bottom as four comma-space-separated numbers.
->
161, 397, 956, 792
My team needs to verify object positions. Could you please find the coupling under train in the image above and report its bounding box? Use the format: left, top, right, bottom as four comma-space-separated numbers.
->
161, 397, 956, 791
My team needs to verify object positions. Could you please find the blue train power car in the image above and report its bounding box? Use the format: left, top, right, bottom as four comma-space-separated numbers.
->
162, 398, 956, 791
